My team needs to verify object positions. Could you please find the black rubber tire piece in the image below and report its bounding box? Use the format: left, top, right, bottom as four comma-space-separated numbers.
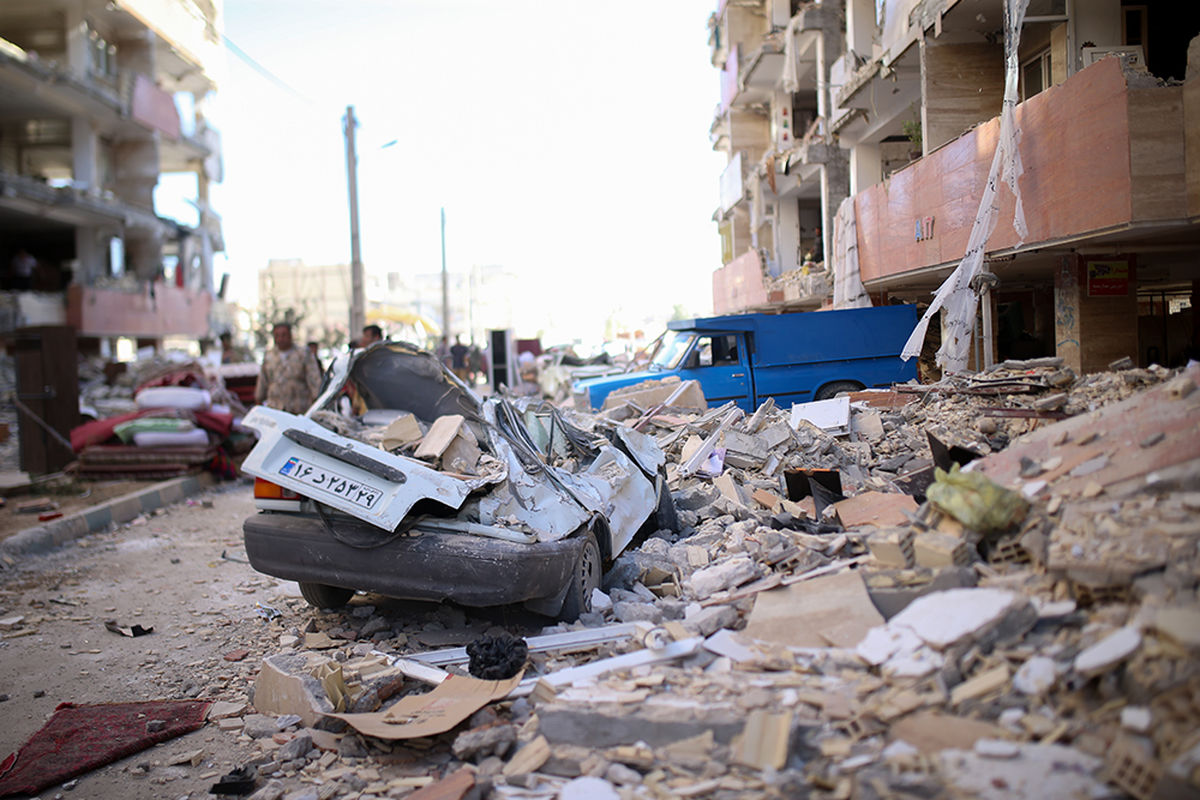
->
299, 582, 355, 610
557, 532, 602, 622
653, 472, 679, 533
814, 380, 865, 401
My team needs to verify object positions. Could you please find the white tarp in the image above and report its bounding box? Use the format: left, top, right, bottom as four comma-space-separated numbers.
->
901, 0, 1030, 372
781, 14, 804, 94
832, 195, 871, 309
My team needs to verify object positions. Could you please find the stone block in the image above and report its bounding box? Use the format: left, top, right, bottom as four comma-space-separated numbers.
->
538, 701, 744, 749
913, 532, 972, 568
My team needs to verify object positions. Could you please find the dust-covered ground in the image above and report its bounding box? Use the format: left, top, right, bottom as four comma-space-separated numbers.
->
0, 480, 553, 800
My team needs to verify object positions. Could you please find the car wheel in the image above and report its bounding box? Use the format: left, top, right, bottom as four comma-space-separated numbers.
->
299, 582, 354, 610
557, 532, 602, 622
814, 380, 864, 401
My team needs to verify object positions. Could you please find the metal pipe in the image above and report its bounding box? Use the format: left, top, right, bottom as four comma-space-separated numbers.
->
440, 207, 449, 340
344, 105, 365, 337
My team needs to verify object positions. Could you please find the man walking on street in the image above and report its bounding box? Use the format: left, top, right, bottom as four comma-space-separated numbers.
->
450, 335, 470, 382
255, 322, 322, 413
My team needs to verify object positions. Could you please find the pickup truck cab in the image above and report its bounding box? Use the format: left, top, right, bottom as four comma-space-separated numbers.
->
575, 305, 919, 412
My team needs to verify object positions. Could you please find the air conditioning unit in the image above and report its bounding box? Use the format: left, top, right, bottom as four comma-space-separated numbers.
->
1081, 46, 1144, 69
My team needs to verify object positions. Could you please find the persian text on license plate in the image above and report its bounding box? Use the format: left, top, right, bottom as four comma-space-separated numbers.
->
278, 457, 382, 510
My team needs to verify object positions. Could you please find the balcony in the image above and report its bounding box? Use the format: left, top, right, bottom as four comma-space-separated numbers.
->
850, 57, 1193, 288
0, 170, 169, 233
67, 281, 213, 339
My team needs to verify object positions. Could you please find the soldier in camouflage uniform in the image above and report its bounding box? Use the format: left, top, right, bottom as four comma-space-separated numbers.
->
255, 322, 322, 414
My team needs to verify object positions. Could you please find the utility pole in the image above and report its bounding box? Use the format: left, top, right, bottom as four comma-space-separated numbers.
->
440, 207, 449, 339
344, 105, 365, 339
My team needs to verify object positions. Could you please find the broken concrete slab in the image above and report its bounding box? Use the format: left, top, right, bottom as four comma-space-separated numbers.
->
880, 588, 1034, 650
742, 570, 883, 649
833, 491, 919, 529
789, 396, 850, 435
252, 653, 339, 729
686, 556, 759, 597
537, 699, 745, 749
938, 743, 1108, 800
1074, 626, 1142, 677
602, 376, 707, 413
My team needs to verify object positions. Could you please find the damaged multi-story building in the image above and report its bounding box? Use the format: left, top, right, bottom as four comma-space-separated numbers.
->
710, 0, 1199, 374
0, 0, 225, 354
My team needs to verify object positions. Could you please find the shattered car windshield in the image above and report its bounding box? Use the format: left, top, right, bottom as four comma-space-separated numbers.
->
650, 332, 695, 370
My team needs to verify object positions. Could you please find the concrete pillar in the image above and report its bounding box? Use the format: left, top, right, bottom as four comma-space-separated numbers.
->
849, 143, 882, 195
75, 227, 106, 284
112, 30, 159, 211
846, 0, 877, 60
71, 117, 98, 192
64, 1, 89, 77
819, 151, 850, 268
1054, 256, 1083, 373
775, 199, 801, 275
920, 39, 1004, 153
1053, 254, 1138, 374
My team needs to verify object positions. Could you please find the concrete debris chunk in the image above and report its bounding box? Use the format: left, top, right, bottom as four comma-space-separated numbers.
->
685, 556, 759, 597
1073, 626, 1142, 677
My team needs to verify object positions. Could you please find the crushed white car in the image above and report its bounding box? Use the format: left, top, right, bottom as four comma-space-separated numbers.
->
240, 341, 676, 619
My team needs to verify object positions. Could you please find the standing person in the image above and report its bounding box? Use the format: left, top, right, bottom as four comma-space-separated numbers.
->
10, 248, 35, 291
219, 332, 241, 364
436, 336, 450, 366
360, 324, 383, 348
450, 335, 470, 382
468, 345, 485, 385
255, 322, 322, 413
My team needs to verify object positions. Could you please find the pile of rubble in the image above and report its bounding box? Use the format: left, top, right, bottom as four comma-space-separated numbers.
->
163, 360, 1197, 800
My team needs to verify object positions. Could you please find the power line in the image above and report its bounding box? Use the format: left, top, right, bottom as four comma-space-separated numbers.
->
222, 34, 313, 105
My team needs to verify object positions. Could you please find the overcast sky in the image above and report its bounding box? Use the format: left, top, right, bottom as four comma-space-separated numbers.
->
181, 0, 726, 343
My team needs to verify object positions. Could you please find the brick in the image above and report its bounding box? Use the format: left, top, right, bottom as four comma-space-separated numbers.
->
913, 532, 972, 568
867, 528, 914, 567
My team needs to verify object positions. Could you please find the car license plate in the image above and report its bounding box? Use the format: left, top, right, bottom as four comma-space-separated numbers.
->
278, 457, 382, 510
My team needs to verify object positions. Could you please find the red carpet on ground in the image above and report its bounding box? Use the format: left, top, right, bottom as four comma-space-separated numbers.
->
0, 699, 211, 796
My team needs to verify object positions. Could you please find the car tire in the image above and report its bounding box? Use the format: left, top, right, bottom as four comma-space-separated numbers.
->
299, 582, 354, 610
814, 380, 864, 401
557, 532, 602, 622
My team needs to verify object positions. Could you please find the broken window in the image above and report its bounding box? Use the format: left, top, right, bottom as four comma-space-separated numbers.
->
651, 332, 696, 370
1021, 49, 1051, 100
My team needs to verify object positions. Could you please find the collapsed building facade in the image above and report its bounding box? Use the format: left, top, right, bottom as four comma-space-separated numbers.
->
710, 0, 1200, 375
0, 0, 226, 353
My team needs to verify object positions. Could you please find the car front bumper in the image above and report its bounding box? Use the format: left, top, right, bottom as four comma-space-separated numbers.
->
244, 511, 585, 609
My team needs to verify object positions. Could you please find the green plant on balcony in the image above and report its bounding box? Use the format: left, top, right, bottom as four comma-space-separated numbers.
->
902, 118, 922, 158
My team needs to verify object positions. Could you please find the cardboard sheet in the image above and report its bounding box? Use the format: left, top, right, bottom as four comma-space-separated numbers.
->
742, 569, 883, 649
326, 672, 522, 740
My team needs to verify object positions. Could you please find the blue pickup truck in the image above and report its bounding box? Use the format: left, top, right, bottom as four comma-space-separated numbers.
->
574, 305, 919, 412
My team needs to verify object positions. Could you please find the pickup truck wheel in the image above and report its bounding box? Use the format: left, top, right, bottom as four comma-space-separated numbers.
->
299, 582, 354, 610
557, 532, 601, 622
814, 380, 864, 401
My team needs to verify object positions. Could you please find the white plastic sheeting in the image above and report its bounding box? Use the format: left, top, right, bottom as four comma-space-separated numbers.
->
901, 0, 1030, 371
832, 195, 871, 309
781, 14, 804, 94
